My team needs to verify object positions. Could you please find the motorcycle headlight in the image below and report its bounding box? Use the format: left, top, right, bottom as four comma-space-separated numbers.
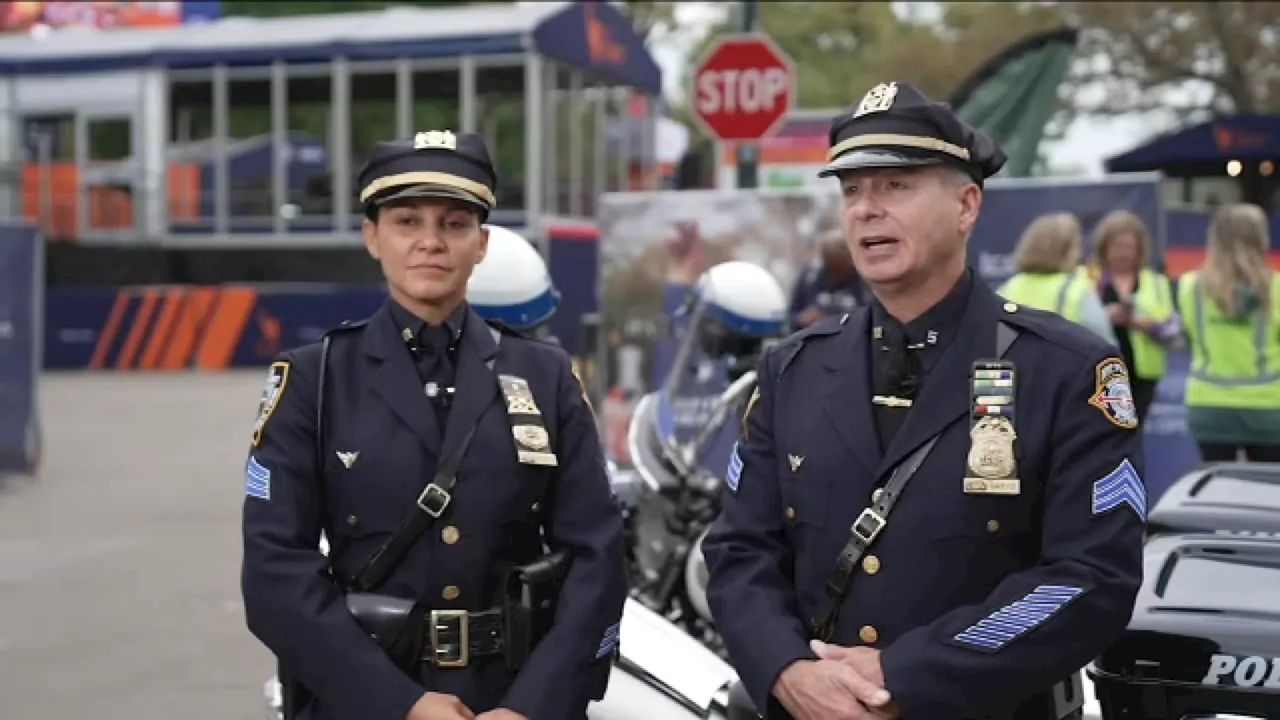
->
684, 527, 714, 623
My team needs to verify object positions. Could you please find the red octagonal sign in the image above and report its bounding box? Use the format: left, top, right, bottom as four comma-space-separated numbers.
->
692, 33, 796, 143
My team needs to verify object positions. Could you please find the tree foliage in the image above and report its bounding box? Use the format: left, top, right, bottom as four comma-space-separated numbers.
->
675, 1, 1280, 127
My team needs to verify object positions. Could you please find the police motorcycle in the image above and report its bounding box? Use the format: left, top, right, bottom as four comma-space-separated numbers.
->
622, 261, 788, 655
262, 229, 760, 720
1084, 462, 1280, 718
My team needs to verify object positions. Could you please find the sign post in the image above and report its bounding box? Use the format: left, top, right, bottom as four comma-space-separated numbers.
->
691, 32, 796, 189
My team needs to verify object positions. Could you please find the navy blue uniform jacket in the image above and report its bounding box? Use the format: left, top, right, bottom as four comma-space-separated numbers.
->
703, 280, 1146, 718
241, 303, 626, 720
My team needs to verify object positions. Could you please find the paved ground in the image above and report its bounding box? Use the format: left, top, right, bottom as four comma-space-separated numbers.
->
0, 371, 272, 720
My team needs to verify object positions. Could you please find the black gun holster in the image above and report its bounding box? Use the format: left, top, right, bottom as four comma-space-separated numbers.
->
344, 593, 429, 674
500, 550, 571, 671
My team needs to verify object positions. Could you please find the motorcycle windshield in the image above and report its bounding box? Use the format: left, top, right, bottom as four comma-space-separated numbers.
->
654, 355, 750, 480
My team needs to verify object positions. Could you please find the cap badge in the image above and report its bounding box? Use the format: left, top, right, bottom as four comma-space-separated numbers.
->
853, 82, 898, 118
414, 130, 457, 150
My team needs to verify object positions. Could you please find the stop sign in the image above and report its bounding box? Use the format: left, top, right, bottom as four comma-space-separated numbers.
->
692, 33, 796, 142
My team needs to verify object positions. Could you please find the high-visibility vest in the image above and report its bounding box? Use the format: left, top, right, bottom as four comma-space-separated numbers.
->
998, 270, 1090, 322
1126, 268, 1176, 379
1178, 270, 1280, 408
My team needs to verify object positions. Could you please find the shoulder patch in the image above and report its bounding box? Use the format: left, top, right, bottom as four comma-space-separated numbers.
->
251, 361, 290, 446
1088, 357, 1138, 429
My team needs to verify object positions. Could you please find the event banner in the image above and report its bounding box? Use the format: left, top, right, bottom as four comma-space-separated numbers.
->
0, 222, 40, 475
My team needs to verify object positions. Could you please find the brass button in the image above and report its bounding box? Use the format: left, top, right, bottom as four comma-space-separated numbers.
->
1003, 302, 1018, 313
986, 519, 1000, 533
442, 526, 460, 545
441, 585, 460, 601
785, 506, 796, 520
861, 555, 881, 575
345, 514, 358, 526
871, 488, 884, 503
859, 625, 879, 644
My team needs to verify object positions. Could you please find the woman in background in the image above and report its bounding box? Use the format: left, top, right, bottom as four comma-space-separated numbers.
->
1178, 203, 1280, 463
1089, 210, 1180, 422
999, 212, 1118, 345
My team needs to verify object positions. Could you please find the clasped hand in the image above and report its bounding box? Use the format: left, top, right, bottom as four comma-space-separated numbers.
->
405, 693, 527, 720
773, 640, 899, 720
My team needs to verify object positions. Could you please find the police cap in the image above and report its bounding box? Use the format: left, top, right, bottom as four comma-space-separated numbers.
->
357, 130, 498, 217
819, 81, 1007, 184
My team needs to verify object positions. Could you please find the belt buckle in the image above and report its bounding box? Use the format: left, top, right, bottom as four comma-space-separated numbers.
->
851, 507, 886, 545
430, 609, 470, 668
417, 483, 451, 518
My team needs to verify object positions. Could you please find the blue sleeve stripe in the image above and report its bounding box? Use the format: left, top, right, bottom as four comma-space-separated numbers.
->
952, 584, 1084, 652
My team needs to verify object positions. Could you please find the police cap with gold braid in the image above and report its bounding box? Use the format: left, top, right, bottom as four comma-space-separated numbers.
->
818, 81, 1007, 185
357, 130, 498, 218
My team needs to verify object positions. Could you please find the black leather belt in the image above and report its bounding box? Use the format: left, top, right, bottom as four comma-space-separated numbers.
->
425, 607, 505, 668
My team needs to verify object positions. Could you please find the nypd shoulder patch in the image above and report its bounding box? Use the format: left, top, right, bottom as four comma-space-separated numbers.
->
1088, 357, 1138, 429
952, 584, 1084, 652
726, 443, 744, 493
1092, 458, 1146, 519
252, 361, 290, 447
245, 456, 271, 500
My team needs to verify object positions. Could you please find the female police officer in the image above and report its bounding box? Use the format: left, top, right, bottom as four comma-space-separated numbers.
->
241, 130, 626, 720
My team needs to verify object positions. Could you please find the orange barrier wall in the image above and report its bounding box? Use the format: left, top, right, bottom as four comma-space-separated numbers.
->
21, 163, 200, 238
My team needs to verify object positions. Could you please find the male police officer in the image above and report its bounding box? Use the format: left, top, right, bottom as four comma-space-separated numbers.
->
241, 130, 626, 720
702, 82, 1145, 720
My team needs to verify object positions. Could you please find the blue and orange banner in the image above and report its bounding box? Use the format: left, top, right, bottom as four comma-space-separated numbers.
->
45, 284, 385, 371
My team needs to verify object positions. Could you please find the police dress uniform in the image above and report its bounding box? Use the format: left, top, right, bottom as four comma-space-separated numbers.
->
240, 131, 627, 720
702, 83, 1146, 719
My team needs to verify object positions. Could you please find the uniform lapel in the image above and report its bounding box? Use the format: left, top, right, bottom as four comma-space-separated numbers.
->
820, 308, 881, 475
438, 308, 499, 466
876, 283, 999, 478
363, 302, 442, 458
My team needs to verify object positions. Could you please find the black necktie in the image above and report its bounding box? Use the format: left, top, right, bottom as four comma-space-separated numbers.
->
873, 323, 917, 450
418, 325, 456, 425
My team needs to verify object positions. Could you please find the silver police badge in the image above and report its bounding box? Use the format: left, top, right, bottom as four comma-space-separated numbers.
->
964, 415, 1020, 495
514, 425, 550, 451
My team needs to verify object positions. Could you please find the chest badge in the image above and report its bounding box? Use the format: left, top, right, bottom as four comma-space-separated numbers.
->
499, 374, 558, 467
966, 362, 1020, 496
336, 451, 359, 469
788, 454, 804, 472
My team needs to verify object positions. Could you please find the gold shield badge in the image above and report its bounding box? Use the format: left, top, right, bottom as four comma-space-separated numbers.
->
853, 82, 899, 118
964, 415, 1020, 495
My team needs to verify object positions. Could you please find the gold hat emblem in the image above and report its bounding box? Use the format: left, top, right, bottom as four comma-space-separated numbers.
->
414, 130, 457, 150
853, 82, 898, 118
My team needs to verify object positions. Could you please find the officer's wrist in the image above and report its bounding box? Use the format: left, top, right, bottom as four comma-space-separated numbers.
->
772, 658, 814, 700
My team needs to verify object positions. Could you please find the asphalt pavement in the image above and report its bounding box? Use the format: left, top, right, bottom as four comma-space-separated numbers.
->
0, 371, 272, 720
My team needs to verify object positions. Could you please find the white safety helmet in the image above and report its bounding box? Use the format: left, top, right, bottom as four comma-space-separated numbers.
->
691, 260, 788, 339
468, 226, 559, 330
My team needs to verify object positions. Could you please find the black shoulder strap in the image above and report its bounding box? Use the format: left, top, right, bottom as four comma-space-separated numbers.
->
809, 320, 1020, 641
318, 324, 501, 594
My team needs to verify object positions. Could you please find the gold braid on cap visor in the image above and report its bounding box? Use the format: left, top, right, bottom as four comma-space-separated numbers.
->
828, 133, 971, 162
359, 171, 496, 207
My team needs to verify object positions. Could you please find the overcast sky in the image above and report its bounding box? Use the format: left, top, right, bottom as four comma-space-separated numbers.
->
646, 1, 1161, 177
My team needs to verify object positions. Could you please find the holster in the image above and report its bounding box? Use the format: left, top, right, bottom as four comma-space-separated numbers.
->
501, 551, 570, 672
344, 592, 428, 676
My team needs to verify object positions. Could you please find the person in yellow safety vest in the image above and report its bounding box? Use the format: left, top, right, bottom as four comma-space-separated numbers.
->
1086, 210, 1182, 422
1178, 203, 1280, 463
998, 212, 1119, 346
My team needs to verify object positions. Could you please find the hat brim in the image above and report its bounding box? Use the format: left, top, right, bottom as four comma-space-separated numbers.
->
371, 183, 490, 210
818, 148, 949, 178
